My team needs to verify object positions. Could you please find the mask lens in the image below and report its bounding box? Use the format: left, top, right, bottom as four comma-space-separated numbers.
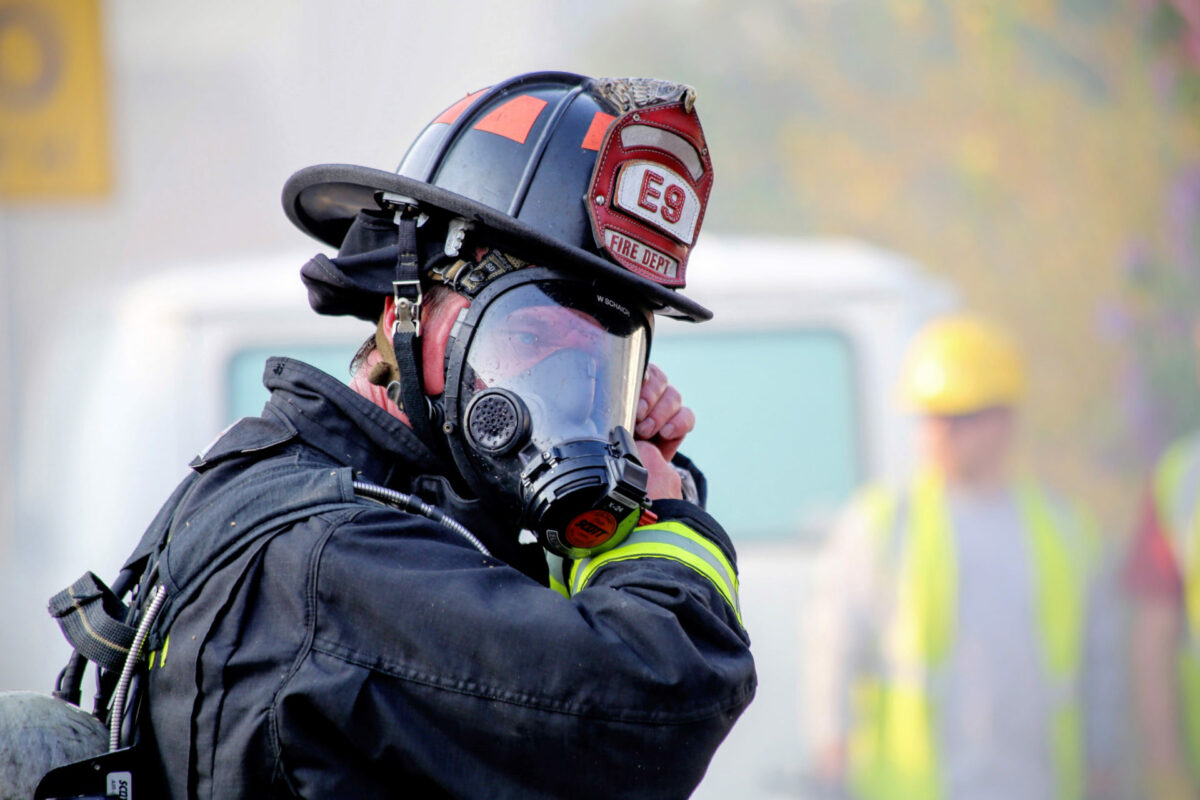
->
463, 282, 648, 446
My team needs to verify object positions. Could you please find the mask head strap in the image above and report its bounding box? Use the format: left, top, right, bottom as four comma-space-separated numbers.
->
383, 194, 439, 451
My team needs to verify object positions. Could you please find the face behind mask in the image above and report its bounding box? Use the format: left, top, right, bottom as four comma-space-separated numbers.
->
440, 268, 654, 558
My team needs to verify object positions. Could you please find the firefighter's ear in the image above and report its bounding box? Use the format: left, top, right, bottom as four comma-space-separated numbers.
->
421, 291, 471, 396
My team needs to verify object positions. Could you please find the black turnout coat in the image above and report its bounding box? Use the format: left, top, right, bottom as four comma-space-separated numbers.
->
135, 358, 755, 799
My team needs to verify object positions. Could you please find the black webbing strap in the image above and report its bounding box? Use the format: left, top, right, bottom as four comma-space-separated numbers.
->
392, 212, 438, 450
48, 572, 137, 672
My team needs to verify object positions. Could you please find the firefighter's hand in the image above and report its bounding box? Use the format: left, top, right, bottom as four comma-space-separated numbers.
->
635, 363, 694, 461
636, 440, 683, 500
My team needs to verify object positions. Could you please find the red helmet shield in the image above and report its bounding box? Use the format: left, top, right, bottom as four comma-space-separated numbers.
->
586, 101, 713, 288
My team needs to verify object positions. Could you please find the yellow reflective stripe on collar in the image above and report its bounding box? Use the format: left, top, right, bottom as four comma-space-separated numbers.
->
548, 574, 570, 598
544, 551, 571, 598
569, 521, 741, 624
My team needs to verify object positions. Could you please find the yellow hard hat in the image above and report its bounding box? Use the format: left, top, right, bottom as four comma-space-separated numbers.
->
900, 313, 1025, 415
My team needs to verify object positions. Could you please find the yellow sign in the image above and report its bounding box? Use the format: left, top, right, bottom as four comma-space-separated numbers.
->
0, 0, 110, 198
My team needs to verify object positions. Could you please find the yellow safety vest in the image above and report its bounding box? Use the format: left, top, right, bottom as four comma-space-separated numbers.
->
847, 470, 1096, 800
1151, 433, 1200, 775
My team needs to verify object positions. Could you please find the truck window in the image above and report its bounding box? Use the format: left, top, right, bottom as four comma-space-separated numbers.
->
650, 329, 861, 541
226, 328, 862, 541
227, 345, 358, 421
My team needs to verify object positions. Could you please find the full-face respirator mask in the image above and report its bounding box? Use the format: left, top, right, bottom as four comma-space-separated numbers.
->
439, 267, 653, 558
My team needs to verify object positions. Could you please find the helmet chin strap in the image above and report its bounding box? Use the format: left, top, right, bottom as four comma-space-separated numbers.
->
389, 204, 439, 452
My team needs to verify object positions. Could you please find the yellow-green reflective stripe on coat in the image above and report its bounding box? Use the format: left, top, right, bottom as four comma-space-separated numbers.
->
1152, 435, 1200, 774
569, 520, 742, 625
848, 471, 1093, 800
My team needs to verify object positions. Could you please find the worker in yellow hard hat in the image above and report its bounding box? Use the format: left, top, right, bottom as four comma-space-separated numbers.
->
903, 313, 1025, 413
900, 314, 1026, 489
806, 312, 1126, 800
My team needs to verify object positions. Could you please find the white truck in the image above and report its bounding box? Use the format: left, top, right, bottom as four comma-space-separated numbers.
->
12, 235, 953, 797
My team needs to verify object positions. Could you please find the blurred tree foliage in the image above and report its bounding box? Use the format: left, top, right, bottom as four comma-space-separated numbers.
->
579, 0, 1200, 528
1112, 0, 1200, 465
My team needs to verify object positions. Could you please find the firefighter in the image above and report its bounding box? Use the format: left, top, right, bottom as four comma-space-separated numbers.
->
46, 72, 755, 799
806, 313, 1123, 800
1125, 320, 1200, 800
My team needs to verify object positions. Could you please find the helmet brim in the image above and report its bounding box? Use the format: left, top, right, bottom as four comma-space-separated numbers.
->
282, 163, 713, 322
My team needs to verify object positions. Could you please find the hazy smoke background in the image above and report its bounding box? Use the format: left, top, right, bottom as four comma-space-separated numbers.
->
3, 1, 1196, 795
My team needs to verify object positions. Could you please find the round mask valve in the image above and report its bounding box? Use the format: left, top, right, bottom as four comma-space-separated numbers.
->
464, 388, 531, 455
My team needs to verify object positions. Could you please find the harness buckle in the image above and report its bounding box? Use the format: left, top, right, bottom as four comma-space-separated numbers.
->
393, 279, 423, 338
